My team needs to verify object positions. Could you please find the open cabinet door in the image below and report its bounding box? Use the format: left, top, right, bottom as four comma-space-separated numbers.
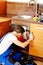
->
29, 23, 43, 58
0, 0, 7, 17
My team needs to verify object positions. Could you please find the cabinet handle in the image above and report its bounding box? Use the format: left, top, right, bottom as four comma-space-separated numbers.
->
36, 26, 43, 30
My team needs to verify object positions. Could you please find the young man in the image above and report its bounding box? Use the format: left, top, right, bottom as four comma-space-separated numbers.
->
0, 25, 33, 55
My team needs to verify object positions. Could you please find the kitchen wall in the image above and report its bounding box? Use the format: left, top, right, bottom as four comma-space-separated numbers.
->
7, 0, 43, 4
6, 2, 43, 17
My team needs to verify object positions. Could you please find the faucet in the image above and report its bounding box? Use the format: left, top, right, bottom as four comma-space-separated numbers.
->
29, 0, 39, 17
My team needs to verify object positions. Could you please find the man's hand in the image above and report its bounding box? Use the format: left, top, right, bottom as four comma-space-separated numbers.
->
30, 32, 34, 40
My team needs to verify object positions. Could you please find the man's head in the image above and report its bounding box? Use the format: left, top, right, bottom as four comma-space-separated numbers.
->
11, 24, 25, 37
14, 25, 25, 33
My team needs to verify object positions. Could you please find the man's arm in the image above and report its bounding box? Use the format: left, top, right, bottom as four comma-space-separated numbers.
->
13, 32, 33, 48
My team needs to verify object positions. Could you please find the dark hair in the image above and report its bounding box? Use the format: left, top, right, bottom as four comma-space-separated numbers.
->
14, 25, 25, 33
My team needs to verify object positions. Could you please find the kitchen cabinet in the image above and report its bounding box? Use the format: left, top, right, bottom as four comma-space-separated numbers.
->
0, 0, 7, 16
0, 17, 11, 38
29, 23, 43, 58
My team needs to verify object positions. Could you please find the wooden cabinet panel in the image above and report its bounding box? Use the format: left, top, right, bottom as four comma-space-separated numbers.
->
29, 23, 43, 58
0, 18, 11, 38
0, 0, 7, 16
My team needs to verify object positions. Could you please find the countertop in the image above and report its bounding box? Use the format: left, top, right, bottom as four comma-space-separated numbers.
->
12, 17, 43, 26
0, 17, 11, 23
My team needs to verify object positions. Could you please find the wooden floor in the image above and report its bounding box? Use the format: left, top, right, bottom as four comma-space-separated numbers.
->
34, 61, 43, 65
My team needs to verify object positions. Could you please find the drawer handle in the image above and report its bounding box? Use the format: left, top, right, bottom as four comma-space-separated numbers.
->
36, 27, 43, 30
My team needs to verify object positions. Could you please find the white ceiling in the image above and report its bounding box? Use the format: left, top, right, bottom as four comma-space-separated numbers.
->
7, 0, 43, 4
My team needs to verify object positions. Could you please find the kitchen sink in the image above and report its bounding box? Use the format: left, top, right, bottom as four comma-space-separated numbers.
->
17, 15, 32, 19
12, 15, 32, 20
